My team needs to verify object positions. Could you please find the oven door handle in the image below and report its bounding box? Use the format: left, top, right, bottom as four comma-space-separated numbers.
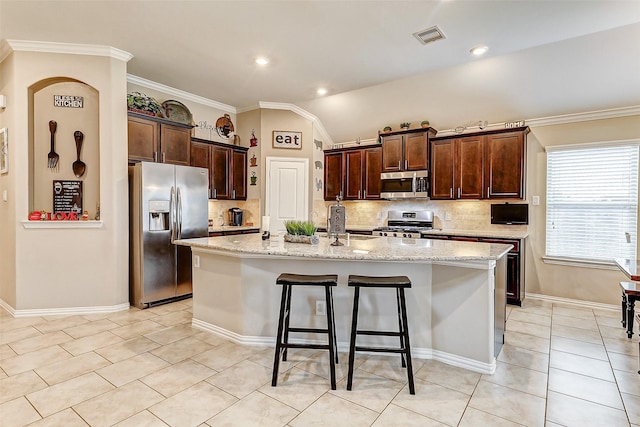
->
412, 173, 417, 194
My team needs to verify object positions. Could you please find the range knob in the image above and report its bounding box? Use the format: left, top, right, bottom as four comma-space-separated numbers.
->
403, 233, 408, 238
382, 232, 387, 236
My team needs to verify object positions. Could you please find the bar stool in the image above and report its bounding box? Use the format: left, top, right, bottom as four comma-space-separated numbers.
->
346, 274, 415, 395
272, 273, 339, 389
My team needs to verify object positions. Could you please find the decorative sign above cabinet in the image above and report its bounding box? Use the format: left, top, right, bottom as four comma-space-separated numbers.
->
505, 120, 525, 128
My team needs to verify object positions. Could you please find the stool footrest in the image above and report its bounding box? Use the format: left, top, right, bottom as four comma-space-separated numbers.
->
288, 327, 329, 334
279, 343, 331, 351
355, 345, 406, 354
356, 330, 401, 337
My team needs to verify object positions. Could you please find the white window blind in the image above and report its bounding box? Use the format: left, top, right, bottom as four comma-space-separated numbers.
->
546, 143, 638, 262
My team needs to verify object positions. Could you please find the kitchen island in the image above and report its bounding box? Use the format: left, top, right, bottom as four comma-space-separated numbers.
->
175, 234, 512, 374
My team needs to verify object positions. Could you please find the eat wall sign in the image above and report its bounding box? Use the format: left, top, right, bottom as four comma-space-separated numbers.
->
272, 130, 302, 149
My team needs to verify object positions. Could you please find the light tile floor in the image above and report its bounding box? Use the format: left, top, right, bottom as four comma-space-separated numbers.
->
0, 298, 638, 426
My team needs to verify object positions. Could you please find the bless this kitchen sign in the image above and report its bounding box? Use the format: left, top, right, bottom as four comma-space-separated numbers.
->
54, 95, 83, 108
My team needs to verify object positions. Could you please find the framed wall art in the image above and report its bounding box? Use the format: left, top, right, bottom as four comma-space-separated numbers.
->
0, 128, 7, 174
272, 130, 302, 149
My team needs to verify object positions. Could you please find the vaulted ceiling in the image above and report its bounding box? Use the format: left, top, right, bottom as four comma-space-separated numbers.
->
2, 0, 639, 142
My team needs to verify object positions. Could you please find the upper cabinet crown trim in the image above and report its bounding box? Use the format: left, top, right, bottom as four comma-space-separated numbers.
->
2, 39, 133, 62
432, 126, 529, 141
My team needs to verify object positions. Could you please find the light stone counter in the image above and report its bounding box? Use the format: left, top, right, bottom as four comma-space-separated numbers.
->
175, 234, 510, 374
177, 234, 512, 263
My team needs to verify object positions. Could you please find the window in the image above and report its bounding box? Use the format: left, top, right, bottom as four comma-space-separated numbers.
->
546, 142, 638, 263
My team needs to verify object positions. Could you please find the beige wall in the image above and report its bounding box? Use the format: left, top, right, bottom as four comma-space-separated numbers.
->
260, 109, 314, 217
525, 115, 640, 306
0, 52, 17, 307
32, 80, 100, 217
0, 46, 130, 311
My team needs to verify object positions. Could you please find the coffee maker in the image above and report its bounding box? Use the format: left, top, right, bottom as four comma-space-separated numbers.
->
228, 208, 243, 226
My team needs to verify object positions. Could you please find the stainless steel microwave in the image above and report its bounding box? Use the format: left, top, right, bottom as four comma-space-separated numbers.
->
380, 170, 429, 200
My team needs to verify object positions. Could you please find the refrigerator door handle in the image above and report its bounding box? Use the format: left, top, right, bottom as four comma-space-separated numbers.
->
176, 187, 183, 240
170, 185, 176, 242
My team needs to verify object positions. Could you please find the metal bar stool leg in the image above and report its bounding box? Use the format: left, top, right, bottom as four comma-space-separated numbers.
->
282, 284, 293, 361
272, 283, 289, 386
328, 286, 339, 364
399, 288, 415, 395
325, 285, 337, 390
396, 287, 407, 368
346, 286, 360, 391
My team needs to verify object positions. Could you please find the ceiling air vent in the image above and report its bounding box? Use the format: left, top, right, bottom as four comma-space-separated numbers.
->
413, 26, 446, 45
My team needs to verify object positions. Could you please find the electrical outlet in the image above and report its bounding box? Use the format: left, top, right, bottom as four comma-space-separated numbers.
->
315, 300, 326, 316
445, 212, 452, 221
532, 196, 540, 206
193, 255, 200, 268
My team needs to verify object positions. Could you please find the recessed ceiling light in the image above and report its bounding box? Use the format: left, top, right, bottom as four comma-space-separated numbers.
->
255, 57, 269, 66
317, 88, 328, 96
470, 45, 488, 56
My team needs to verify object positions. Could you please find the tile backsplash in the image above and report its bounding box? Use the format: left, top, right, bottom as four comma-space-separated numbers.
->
313, 199, 529, 233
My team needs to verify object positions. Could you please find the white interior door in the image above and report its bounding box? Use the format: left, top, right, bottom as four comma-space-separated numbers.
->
266, 157, 309, 232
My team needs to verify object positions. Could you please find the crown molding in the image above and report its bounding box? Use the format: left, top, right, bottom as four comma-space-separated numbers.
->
127, 74, 236, 114
258, 101, 334, 146
526, 105, 640, 127
435, 105, 640, 137
1, 39, 133, 62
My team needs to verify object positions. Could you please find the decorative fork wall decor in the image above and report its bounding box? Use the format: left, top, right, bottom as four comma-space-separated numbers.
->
47, 120, 59, 170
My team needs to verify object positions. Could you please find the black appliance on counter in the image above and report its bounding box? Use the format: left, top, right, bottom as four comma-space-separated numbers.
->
228, 207, 243, 226
372, 210, 434, 238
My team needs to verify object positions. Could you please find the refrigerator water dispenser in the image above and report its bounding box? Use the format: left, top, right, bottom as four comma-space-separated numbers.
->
149, 200, 170, 231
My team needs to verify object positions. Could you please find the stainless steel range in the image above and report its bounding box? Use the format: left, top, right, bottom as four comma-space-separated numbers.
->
372, 210, 434, 238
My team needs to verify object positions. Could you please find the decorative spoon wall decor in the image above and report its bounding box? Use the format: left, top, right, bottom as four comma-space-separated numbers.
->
72, 130, 86, 177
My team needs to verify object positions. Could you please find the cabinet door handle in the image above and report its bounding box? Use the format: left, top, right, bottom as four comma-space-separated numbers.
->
162, 152, 166, 163
232, 190, 236, 199
398, 160, 401, 170
213, 188, 217, 198
458, 187, 461, 198
363, 190, 367, 199
450, 188, 453, 198
487, 186, 490, 198
153, 152, 157, 162
358, 190, 361, 199
405, 159, 408, 170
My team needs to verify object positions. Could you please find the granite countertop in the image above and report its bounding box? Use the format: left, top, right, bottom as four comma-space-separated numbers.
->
176, 234, 513, 262
208, 225, 260, 233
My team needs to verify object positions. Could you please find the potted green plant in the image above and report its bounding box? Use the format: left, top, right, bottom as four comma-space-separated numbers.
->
382, 126, 392, 133
284, 220, 319, 244
421, 120, 430, 128
400, 122, 411, 130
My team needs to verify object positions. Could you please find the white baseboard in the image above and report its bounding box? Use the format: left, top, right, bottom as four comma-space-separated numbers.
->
0, 298, 130, 317
525, 293, 618, 312
192, 318, 496, 374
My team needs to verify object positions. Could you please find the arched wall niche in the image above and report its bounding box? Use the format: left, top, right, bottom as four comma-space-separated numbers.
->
28, 77, 100, 217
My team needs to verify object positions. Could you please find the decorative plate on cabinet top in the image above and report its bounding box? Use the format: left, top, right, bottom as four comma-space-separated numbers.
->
127, 92, 165, 117
162, 100, 193, 124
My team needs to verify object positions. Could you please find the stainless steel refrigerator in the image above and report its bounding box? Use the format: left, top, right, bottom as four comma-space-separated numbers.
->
129, 162, 209, 308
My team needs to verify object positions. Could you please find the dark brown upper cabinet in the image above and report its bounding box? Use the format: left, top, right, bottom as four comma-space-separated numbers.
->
430, 127, 528, 200
380, 128, 436, 172
127, 113, 191, 165
324, 145, 382, 201
190, 137, 248, 200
